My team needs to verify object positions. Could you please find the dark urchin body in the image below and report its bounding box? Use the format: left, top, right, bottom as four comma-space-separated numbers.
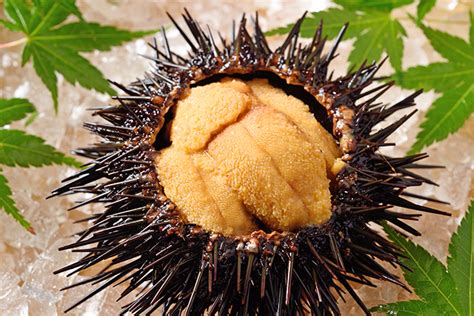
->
52, 11, 448, 315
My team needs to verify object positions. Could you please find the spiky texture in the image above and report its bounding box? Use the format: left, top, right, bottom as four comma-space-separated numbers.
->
52, 11, 448, 315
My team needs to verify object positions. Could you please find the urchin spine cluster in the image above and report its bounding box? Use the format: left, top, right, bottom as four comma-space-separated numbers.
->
51, 11, 448, 315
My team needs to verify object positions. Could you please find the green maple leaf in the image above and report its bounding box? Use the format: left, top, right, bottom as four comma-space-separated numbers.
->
0, 170, 34, 233
374, 200, 474, 315
266, 0, 413, 71
1, 0, 157, 111
394, 15, 474, 154
417, 0, 436, 21
0, 98, 80, 231
449, 201, 474, 315
0, 98, 36, 126
0, 129, 81, 168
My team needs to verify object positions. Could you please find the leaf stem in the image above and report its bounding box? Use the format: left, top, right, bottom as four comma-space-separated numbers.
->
0, 37, 27, 49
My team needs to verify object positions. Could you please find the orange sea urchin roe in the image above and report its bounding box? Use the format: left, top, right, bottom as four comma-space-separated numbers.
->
155, 78, 341, 235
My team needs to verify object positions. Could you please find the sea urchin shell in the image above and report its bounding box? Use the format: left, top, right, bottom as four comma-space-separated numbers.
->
52, 11, 449, 315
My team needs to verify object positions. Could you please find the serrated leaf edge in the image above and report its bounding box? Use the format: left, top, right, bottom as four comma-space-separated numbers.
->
409, 83, 473, 154
384, 224, 463, 315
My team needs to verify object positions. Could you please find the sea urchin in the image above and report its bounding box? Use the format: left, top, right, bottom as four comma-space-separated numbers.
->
52, 11, 449, 315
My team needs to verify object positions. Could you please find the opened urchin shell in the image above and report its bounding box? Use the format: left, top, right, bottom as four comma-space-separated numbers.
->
52, 11, 449, 316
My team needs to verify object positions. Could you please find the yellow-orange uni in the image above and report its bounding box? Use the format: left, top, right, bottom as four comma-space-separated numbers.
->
156, 78, 341, 235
